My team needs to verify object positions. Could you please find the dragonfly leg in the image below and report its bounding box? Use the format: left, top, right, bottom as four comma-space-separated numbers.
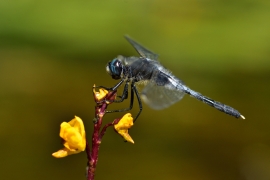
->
103, 80, 143, 122
95, 79, 125, 91
106, 81, 134, 113
113, 82, 129, 103
95, 79, 127, 103
132, 82, 143, 122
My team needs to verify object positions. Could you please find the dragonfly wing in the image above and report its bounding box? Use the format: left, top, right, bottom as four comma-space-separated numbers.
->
125, 35, 159, 61
140, 81, 185, 110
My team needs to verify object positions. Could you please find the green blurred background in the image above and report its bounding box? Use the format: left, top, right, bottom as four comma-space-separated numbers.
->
1, 0, 270, 179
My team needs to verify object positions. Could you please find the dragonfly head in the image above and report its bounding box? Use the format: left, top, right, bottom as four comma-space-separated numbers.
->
106, 57, 124, 80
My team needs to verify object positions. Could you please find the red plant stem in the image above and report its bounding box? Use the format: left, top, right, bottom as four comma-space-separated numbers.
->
87, 90, 117, 180
100, 117, 122, 139
87, 103, 106, 180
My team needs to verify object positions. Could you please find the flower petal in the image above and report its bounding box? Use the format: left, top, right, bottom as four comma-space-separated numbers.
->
52, 147, 82, 158
119, 131, 134, 144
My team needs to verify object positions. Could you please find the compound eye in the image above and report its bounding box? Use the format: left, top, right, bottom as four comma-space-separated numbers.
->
106, 58, 123, 80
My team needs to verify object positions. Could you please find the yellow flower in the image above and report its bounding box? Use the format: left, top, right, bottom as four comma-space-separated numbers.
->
52, 116, 86, 158
114, 113, 134, 144
93, 85, 109, 101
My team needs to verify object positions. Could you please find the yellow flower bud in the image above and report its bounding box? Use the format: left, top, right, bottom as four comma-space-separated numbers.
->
93, 85, 109, 101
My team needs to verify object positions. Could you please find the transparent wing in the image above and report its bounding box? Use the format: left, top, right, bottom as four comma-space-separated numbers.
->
140, 81, 185, 110
124, 35, 159, 61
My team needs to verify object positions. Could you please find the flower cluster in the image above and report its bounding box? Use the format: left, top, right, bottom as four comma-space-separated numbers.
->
53, 86, 134, 160
52, 85, 135, 180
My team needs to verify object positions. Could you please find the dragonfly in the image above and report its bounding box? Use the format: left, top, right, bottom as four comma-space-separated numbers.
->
103, 35, 245, 121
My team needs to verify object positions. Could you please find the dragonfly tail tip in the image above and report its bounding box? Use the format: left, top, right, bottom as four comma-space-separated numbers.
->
240, 115, 245, 119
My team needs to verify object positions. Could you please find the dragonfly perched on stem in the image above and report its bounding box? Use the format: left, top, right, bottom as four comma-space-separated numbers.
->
103, 36, 245, 121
